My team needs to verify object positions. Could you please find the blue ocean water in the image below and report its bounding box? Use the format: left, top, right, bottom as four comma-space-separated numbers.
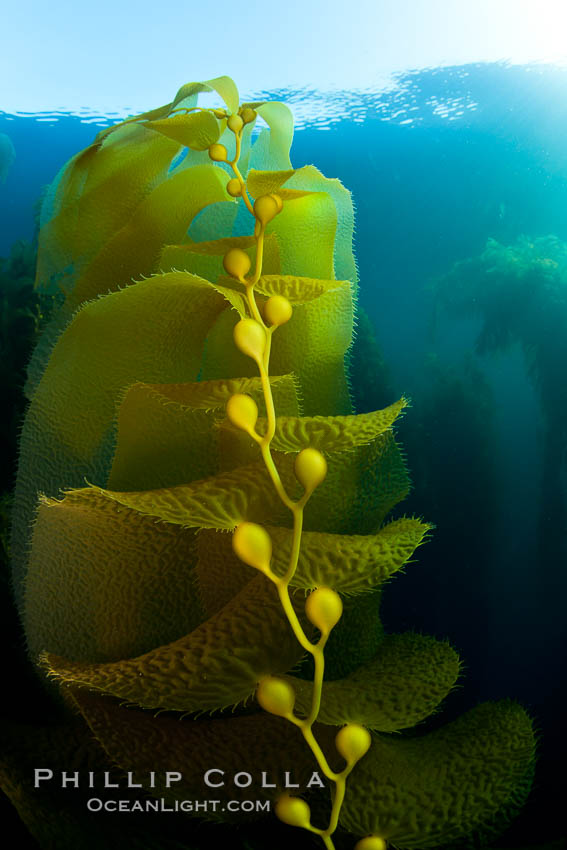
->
1, 62, 566, 845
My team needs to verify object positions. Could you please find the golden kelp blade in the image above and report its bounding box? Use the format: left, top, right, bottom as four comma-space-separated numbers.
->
247, 400, 408, 453
68, 687, 337, 818
12, 272, 229, 609
83, 461, 288, 529
193, 528, 256, 617
201, 275, 354, 415
43, 575, 309, 713
247, 164, 357, 285
68, 164, 230, 309
340, 701, 535, 848
144, 110, 221, 150
197, 517, 431, 596
284, 632, 461, 730
107, 375, 299, 491
24, 493, 204, 664
35, 126, 179, 295
159, 232, 281, 280
172, 75, 241, 116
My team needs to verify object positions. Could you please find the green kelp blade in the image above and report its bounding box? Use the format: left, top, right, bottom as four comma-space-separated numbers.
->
254, 273, 348, 302
273, 431, 409, 535
68, 688, 336, 820
199, 431, 409, 536
210, 281, 249, 317
316, 591, 386, 680
284, 633, 461, 731
107, 375, 299, 491
340, 700, 535, 848
285, 164, 357, 287
35, 123, 179, 295
43, 575, 308, 713
259, 276, 353, 417
310, 429, 407, 534
70, 123, 180, 273
247, 163, 357, 286
68, 163, 230, 309
193, 528, 256, 618
107, 383, 226, 492
215, 395, 408, 491
201, 277, 353, 416
247, 114, 355, 291
93, 92, 186, 144
172, 75, 240, 115
144, 373, 297, 414
24, 491, 204, 666
246, 168, 297, 197
269, 517, 431, 593
193, 518, 429, 618
193, 517, 431, 680
28, 272, 227, 462
159, 233, 281, 281
12, 272, 229, 611
223, 398, 408, 454
84, 460, 288, 530
205, 432, 408, 536
144, 110, 221, 150
253, 102, 294, 170
267, 191, 336, 280
35, 145, 98, 292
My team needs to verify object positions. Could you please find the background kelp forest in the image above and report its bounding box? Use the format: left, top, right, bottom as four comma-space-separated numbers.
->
1, 63, 566, 849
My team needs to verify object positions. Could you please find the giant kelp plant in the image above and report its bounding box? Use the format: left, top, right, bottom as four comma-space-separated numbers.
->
433, 235, 567, 623
0, 132, 15, 185
3, 77, 535, 849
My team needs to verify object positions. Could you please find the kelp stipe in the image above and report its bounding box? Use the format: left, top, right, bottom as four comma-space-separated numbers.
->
209, 114, 374, 848
7, 77, 535, 849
